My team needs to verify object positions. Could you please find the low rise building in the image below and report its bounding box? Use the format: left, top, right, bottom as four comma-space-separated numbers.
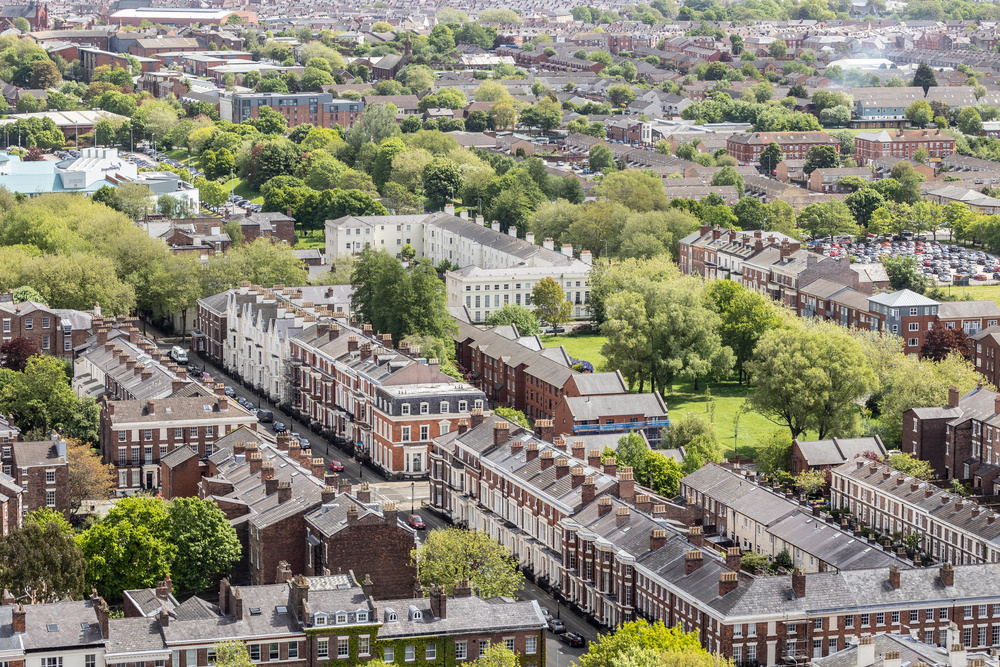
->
726, 131, 840, 163
218, 92, 362, 129
854, 129, 956, 165
2, 437, 69, 516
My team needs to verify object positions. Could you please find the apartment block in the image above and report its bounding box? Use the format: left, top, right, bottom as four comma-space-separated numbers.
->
726, 131, 840, 163
325, 211, 593, 323
99, 388, 258, 494
218, 91, 362, 129
854, 129, 956, 166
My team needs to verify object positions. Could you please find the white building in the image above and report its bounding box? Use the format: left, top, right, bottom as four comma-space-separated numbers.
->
325, 211, 593, 323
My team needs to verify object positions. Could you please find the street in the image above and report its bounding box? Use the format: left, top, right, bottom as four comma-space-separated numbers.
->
168, 343, 599, 663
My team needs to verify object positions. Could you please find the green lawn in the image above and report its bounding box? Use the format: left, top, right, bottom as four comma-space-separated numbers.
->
165, 148, 192, 163
542, 332, 800, 458
541, 332, 607, 368
296, 229, 325, 249
219, 176, 263, 204
944, 284, 1000, 304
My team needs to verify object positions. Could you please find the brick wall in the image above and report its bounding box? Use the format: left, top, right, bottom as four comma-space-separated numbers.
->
312, 513, 416, 599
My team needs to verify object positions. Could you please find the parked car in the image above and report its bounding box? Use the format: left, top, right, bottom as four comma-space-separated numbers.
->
200, 372, 212, 383
169, 346, 188, 364
540, 608, 553, 621
224, 386, 235, 398
560, 632, 586, 648
548, 619, 566, 634
273, 421, 287, 433
408, 514, 425, 529
257, 409, 274, 423
329, 460, 345, 472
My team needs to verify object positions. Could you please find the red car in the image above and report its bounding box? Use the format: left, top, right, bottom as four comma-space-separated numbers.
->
329, 460, 344, 472
408, 514, 425, 529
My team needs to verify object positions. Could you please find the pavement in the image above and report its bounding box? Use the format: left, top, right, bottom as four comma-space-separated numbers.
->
155, 336, 598, 663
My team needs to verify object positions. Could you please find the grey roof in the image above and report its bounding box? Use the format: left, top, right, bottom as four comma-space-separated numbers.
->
106, 617, 167, 657
455, 320, 576, 388
937, 300, 1000, 319
562, 393, 668, 421
375, 596, 545, 639
794, 436, 886, 467
122, 588, 180, 618
20, 600, 105, 650
570, 371, 627, 396
868, 289, 938, 308
812, 634, 953, 667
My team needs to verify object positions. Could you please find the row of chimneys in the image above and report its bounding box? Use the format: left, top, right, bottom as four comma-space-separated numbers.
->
6, 589, 112, 637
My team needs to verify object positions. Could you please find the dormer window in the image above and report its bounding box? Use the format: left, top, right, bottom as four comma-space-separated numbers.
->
420, 402, 429, 415
314, 614, 327, 626
401, 404, 410, 416
386, 608, 398, 622
357, 611, 368, 623
408, 605, 423, 621
336, 613, 347, 624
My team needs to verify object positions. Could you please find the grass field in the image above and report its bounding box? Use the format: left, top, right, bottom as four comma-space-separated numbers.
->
296, 229, 325, 249
943, 284, 1000, 304
541, 332, 800, 458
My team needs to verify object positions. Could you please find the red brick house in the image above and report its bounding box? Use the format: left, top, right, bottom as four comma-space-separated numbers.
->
854, 129, 956, 166
2, 438, 69, 517
727, 131, 840, 163
790, 436, 886, 475
1, 1, 48, 31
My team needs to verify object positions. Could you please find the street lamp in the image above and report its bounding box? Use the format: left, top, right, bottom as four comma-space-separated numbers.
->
411, 481, 415, 514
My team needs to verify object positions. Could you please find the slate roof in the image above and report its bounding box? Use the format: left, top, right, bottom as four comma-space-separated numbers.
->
938, 300, 1000, 319
105, 617, 167, 657
375, 596, 545, 639
562, 393, 668, 421
20, 600, 105, 649
106, 397, 256, 424
794, 436, 886, 467
869, 289, 937, 308
122, 588, 180, 618
455, 320, 576, 389
10, 440, 64, 467
570, 371, 627, 396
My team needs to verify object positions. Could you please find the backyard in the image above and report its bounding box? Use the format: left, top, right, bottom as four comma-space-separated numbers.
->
541, 332, 797, 458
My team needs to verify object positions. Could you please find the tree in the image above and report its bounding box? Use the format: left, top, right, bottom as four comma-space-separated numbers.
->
769, 39, 788, 59
579, 621, 709, 667
429, 24, 456, 53
797, 200, 859, 239
794, 469, 826, 495
665, 413, 724, 473
168, 498, 241, 592
0, 521, 87, 603
711, 166, 744, 197
596, 171, 667, 212
607, 83, 636, 108
888, 452, 935, 480
0, 356, 98, 441
747, 321, 875, 439
845, 188, 886, 229
468, 644, 519, 667
30, 61, 61, 89
706, 281, 782, 384
589, 144, 615, 173
759, 142, 783, 173
921, 323, 973, 361
214, 642, 255, 667
12, 17, 29, 33
0, 337, 35, 371
12, 285, 43, 304
422, 159, 462, 209
912, 61, 937, 93
66, 439, 114, 516
803, 145, 839, 174
413, 528, 524, 597
882, 255, 928, 293
905, 100, 933, 128
959, 106, 984, 135
484, 304, 540, 335
644, 451, 684, 497
755, 430, 792, 474
532, 277, 572, 333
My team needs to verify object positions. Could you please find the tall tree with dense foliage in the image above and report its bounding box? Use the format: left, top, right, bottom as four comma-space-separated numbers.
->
882, 255, 928, 293
484, 304, 541, 335
168, 498, 241, 592
532, 277, 573, 333
66, 438, 115, 516
921, 323, 974, 361
912, 62, 937, 93
0, 355, 99, 442
706, 281, 783, 384
755, 430, 793, 474
0, 336, 35, 371
412, 528, 524, 597
803, 145, 839, 174
747, 321, 875, 439
0, 520, 87, 602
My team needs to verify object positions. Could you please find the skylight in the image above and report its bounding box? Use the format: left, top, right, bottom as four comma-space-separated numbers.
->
46, 624, 59, 632
249, 608, 262, 616
275, 605, 288, 614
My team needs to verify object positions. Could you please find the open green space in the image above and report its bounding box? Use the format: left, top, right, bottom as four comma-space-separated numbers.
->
944, 284, 1000, 304
165, 148, 192, 163
296, 229, 325, 249
541, 332, 802, 459
541, 332, 607, 368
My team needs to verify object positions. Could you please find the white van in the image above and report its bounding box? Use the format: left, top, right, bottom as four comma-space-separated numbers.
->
170, 346, 188, 364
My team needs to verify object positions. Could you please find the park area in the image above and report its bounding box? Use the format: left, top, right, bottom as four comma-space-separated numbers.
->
541, 332, 796, 458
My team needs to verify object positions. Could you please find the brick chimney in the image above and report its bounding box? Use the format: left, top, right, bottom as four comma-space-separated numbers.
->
581, 475, 595, 506
147, 400, 155, 415
888, 563, 900, 590
156, 576, 172, 600
719, 571, 738, 596
457, 419, 469, 435
429, 584, 447, 620
233, 441, 246, 457
534, 419, 554, 442
685, 550, 704, 574
383, 500, 398, 526
689, 525, 704, 548
338, 479, 352, 496
779, 239, 791, 259
347, 503, 359, 526
588, 449, 601, 467
650, 529, 667, 552
260, 461, 274, 483
616, 506, 630, 527
949, 385, 960, 407
603, 456, 617, 476
552, 436, 567, 451
556, 456, 570, 479
95, 598, 109, 639
357, 482, 371, 504
247, 451, 262, 475
361, 574, 374, 599
276, 562, 292, 584
572, 440, 585, 460
276, 434, 290, 451
288, 439, 301, 461
360, 343, 372, 361
453, 579, 472, 598
571, 466, 586, 488
493, 421, 510, 447
470, 408, 484, 429
791, 566, 805, 597
311, 458, 325, 479
289, 575, 309, 624
635, 493, 652, 515
277, 481, 292, 503
597, 496, 612, 517
13, 604, 25, 633
540, 450, 555, 470
322, 486, 336, 503
526, 442, 539, 462
726, 546, 741, 572
940, 562, 954, 587
617, 467, 635, 503
348, 335, 358, 352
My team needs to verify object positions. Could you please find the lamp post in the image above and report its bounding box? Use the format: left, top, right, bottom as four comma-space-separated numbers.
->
411, 481, 415, 514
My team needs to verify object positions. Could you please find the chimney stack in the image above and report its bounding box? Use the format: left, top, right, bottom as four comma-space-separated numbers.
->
719, 571, 738, 596
791, 566, 805, 598
949, 384, 960, 408
572, 440, 585, 460
429, 584, 447, 620
603, 456, 617, 476
493, 421, 510, 447
526, 442, 539, 462
888, 563, 900, 590
940, 562, 954, 587
617, 467, 635, 503
277, 481, 292, 503
470, 408, 484, 429
556, 456, 570, 479
689, 525, 704, 548
534, 419, 554, 442
685, 549, 704, 574
649, 529, 667, 552
588, 449, 601, 467
13, 604, 25, 633
597, 496, 612, 517
540, 450, 555, 470
581, 475, 595, 506
615, 506, 630, 527
726, 546, 741, 572
571, 465, 586, 488
276, 562, 292, 584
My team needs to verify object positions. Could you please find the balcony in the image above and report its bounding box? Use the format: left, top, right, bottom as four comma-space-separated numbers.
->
572, 419, 670, 434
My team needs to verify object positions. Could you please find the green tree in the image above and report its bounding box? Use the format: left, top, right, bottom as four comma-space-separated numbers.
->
845, 188, 886, 228
769, 39, 787, 58
733, 197, 766, 230
372, 137, 407, 191
596, 170, 667, 212
168, 498, 241, 592
747, 321, 875, 439
912, 61, 937, 93
711, 166, 744, 197
214, 642, 255, 667
0, 520, 86, 602
706, 281, 783, 384
905, 100, 933, 128
30, 60, 61, 89
429, 24, 456, 53
422, 159, 462, 209
607, 83, 636, 108
959, 106, 984, 135
601, 290, 655, 392
665, 412, 724, 473
797, 200, 859, 239
759, 142, 783, 173
531, 277, 572, 333
413, 528, 524, 597
493, 406, 530, 428
484, 304, 540, 335
0, 355, 94, 440
755, 430, 793, 474
589, 144, 616, 173
579, 621, 710, 667
887, 452, 935, 480
66, 438, 115, 516
12, 17, 29, 33
803, 145, 839, 174
882, 255, 927, 293
794, 469, 826, 495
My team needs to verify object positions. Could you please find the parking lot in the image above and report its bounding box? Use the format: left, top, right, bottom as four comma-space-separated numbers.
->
813, 235, 1000, 285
